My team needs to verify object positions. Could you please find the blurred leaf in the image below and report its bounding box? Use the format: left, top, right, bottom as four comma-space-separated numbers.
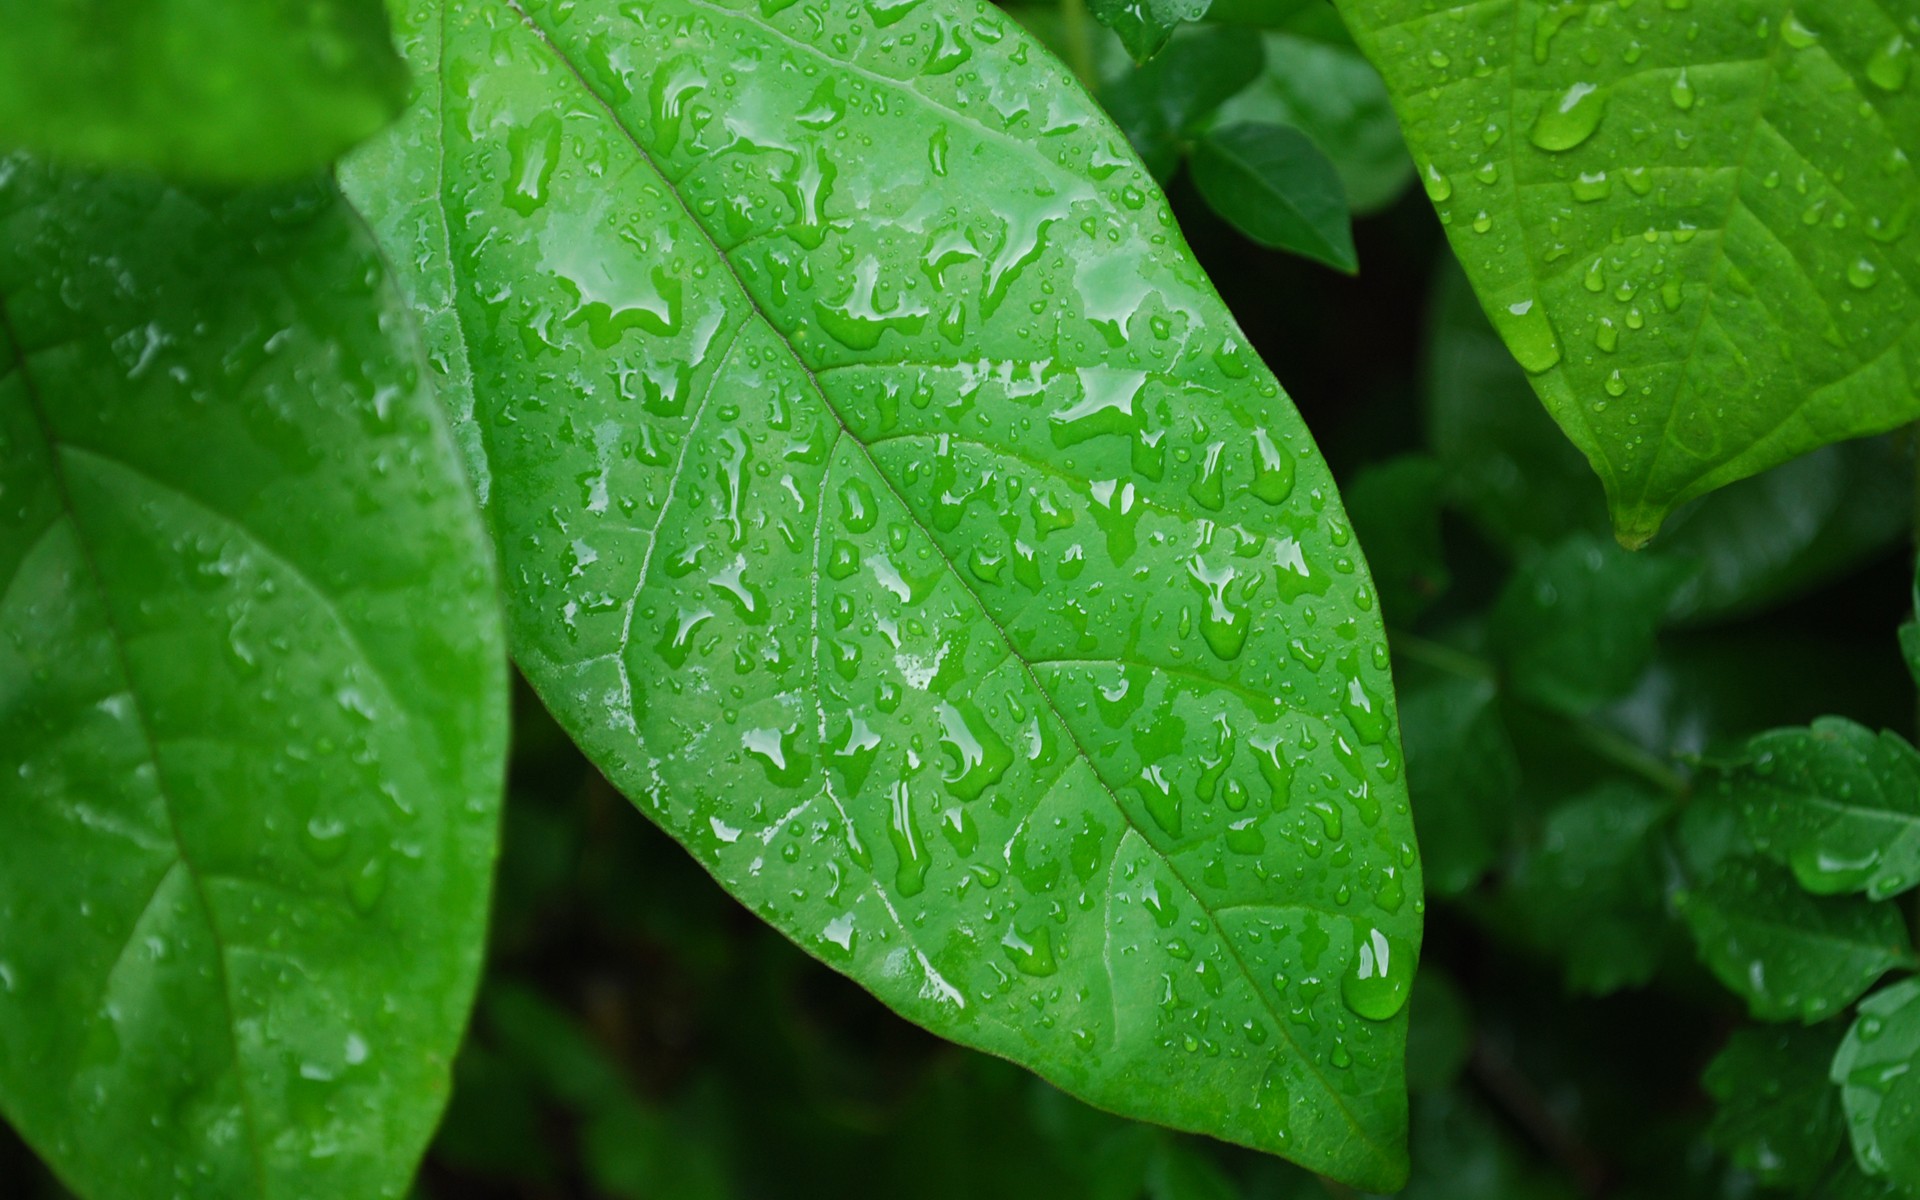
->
1673, 802, 1911, 1024
1404, 969, 1471, 1094
1490, 534, 1694, 715
0, 0, 406, 181
1704, 1024, 1844, 1191
1102, 27, 1265, 180
1336, 0, 1920, 546
1381, 1090, 1578, 1200
1191, 123, 1357, 271
1346, 455, 1449, 624
432, 1043, 556, 1184
1200, 0, 1326, 33
1833, 979, 1920, 1193
1092, 0, 1212, 63
1816, 1158, 1920, 1200
1210, 31, 1413, 214
345, 0, 1423, 1187
1147, 1139, 1241, 1200
1715, 718, 1920, 902
0, 160, 505, 1200
1510, 784, 1673, 996
1399, 671, 1518, 895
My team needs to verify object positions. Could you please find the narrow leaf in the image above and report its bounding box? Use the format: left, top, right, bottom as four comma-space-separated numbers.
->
343, 0, 1422, 1187
1833, 979, 1920, 1192
1336, 0, 1920, 545
0, 0, 408, 181
1191, 123, 1358, 272
0, 161, 506, 1197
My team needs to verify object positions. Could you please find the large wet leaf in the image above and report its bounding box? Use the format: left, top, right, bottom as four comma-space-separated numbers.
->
0, 0, 408, 182
342, 0, 1420, 1185
1339, 0, 1920, 546
0, 160, 506, 1197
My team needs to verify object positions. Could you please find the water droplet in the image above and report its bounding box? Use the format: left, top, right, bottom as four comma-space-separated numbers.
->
1340, 927, 1413, 1020
1848, 257, 1881, 289
1491, 296, 1563, 372
1421, 161, 1452, 202
1530, 82, 1608, 151
1669, 68, 1696, 110
1869, 34, 1912, 92
1571, 170, 1613, 201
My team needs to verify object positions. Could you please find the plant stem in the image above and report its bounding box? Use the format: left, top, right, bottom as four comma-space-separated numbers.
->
1563, 718, 1689, 798
1059, 0, 1099, 92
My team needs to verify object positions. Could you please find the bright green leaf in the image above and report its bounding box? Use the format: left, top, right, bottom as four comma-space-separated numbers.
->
1673, 803, 1911, 1023
1833, 979, 1920, 1192
1399, 671, 1518, 896
1191, 123, 1358, 272
1716, 717, 1920, 902
1489, 534, 1693, 714
343, 0, 1421, 1188
0, 160, 506, 1198
1704, 1024, 1845, 1191
1510, 783, 1672, 996
1092, 0, 1213, 64
1102, 27, 1266, 181
0, 0, 408, 182
1336, 0, 1920, 547
1210, 30, 1413, 215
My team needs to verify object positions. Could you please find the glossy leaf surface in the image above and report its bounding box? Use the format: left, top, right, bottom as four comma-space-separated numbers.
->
343, 0, 1420, 1186
0, 161, 506, 1197
1093, 0, 1212, 65
1339, 0, 1920, 545
1191, 123, 1358, 273
1834, 979, 1920, 1192
1717, 718, 1920, 902
0, 0, 408, 182
1705, 1024, 1844, 1191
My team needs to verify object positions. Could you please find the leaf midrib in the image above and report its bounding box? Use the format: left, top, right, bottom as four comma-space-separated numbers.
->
494, 0, 1390, 1164
0, 300, 272, 1198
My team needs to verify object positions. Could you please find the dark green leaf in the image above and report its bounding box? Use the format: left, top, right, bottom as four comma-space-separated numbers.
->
1489, 534, 1693, 715
1344, 455, 1449, 624
1510, 784, 1672, 996
1399, 671, 1518, 896
1403, 969, 1470, 1094
1092, 0, 1214, 64
1209, 30, 1413, 214
1814, 1158, 1919, 1200
1146, 1139, 1240, 1200
1716, 718, 1920, 902
0, 0, 408, 181
1833, 979, 1920, 1193
1673, 804, 1911, 1024
1191, 123, 1358, 272
0, 159, 506, 1198
344, 0, 1422, 1187
1336, 0, 1920, 546
1102, 27, 1266, 181
1704, 1024, 1845, 1191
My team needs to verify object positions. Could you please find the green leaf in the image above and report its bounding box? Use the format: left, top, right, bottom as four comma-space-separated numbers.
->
1422, 261, 1911, 621
0, 160, 506, 1198
1704, 1024, 1845, 1191
1510, 783, 1672, 996
1399, 671, 1518, 896
1145, 1140, 1239, 1200
1191, 123, 1358, 272
1489, 534, 1693, 715
1344, 455, 1449, 624
1673, 803, 1911, 1023
1334, 0, 1920, 547
1815, 1159, 1920, 1200
1403, 969, 1470, 1095
0, 0, 408, 182
1716, 718, 1920, 902
1210, 30, 1413, 215
1102, 27, 1266, 181
1833, 979, 1920, 1193
1092, 0, 1213, 65
342, 0, 1421, 1188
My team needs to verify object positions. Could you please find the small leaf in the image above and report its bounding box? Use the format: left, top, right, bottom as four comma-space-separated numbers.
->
1704, 1024, 1845, 1191
0, 0, 408, 181
1335, 0, 1920, 545
1102, 27, 1265, 181
1833, 979, 1920, 1192
0, 159, 506, 1198
344, 0, 1422, 1188
1209, 30, 1413, 214
1399, 672, 1518, 896
1092, 0, 1214, 64
1716, 717, 1920, 902
1673, 803, 1911, 1024
1509, 783, 1673, 996
1191, 123, 1357, 272
1489, 534, 1693, 715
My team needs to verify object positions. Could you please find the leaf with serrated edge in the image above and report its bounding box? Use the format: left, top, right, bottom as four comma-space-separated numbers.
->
1833, 979, 1920, 1191
342, 0, 1420, 1186
1335, 0, 1920, 546
0, 161, 506, 1199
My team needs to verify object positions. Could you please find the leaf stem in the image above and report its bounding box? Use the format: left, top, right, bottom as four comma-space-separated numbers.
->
1058, 0, 1099, 92
1561, 718, 1689, 798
